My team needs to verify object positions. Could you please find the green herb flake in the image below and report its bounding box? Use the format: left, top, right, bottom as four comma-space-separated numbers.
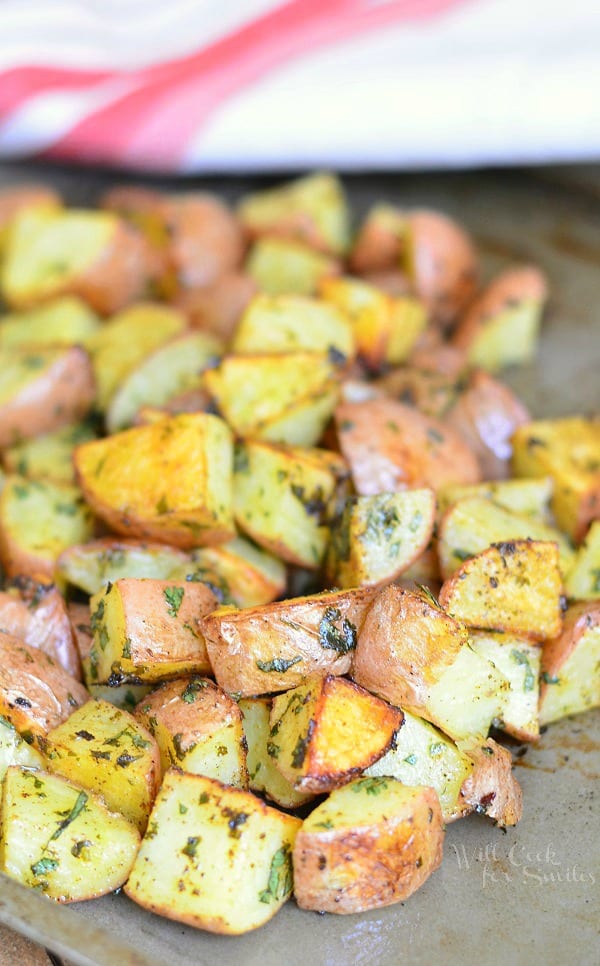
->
181, 678, 206, 703
429, 742, 445, 758
314, 820, 334, 829
258, 844, 293, 904
31, 857, 59, 877
403, 753, 418, 766
542, 671, 560, 685
50, 790, 88, 841
71, 839, 92, 859
351, 776, 389, 796
256, 655, 302, 674
164, 586, 185, 618
318, 606, 357, 654
182, 836, 200, 858
511, 648, 536, 692
178, 802, 188, 815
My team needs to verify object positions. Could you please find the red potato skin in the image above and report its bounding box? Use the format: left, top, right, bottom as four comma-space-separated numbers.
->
444, 369, 531, 479
459, 738, 523, 827
0, 345, 95, 448
175, 272, 258, 343
0, 578, 81, 679
540, 600, 600, 704
66, 221, 156, 316
164, 194, 245, 290
67, 601, 94, 664
349, 216, 404, 275
359, 269, 412, 297
335, 397, 481, 495
407, 209, 478, 330
452, 265, 548, 352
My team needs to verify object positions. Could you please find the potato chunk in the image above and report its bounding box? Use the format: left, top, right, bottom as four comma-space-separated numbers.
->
125, 772, 301, 934
293, 778, 443, 914
0, 714, 45, 779
246, 237, 339, 297
45, 699, 160, 832
335, 398, 480, 496
0, 766, 140, 902
135, 677, 247, 787
438, 540, 564, 641
239, 697, 314, 809
0, 577, 80, 678
74, 414, 234, 548
57, 538, 191, 595
511, 416, 600, 542
232, 293, 355, 362
469, 631, 541, 741
565, 520, 600, 600
87, 578, 217, 685
268, 675, 402, 793
201, 586, 376, 697
458, 738, 523, 827
349, 203, 405, 274
173, 536, 286, 608
539, 601, 600, 725
3, 420, 96, 486
0, 296, 99, 350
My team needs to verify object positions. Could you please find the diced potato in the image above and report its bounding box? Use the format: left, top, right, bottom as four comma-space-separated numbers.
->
45, 699, 160, 832
0, 633, 88, 748
539, 601, 600, 725
352, 585, 509, 742
125, 772, 301, 934
246, 237, 339, 296
174, 272, 258, 343
458, 738, 523, 827
404, 209, 478, 328
335, 397, 481, 496
74, 414, 234, 548
133, 386, 212, 424
86, 303, 186, 410
326, 488, 435, 588
233, 440, 343, 569
512, 417, 600, 542
452, 266, 547, 371
0, 475, 94, 579
437, 478, 553, 522
1, 207, 152, 314
201, 586, 377, 697
469, 631, 541, 741
439, 540, 564, 642
0, 184, 61, 251
0, 345, 95, 448
444, 369, 531, 479
175, 536, 287, 608
238, 172, 350, 256
135, 677, 247, 787
106, 330, 223, 432
364, 709, 473, 822
349, 203, 405, 274
57, 538, 191, 595
162, 192, 245, 289
268, 675, 402, 793
565, 520, 600, 599
232, 294, 355, 363
320, 276, 427, 371
437, 495, 574, 579
239, 697, 314, 809
205, 352, 339, 447
87, 578, 216, 685
0, 577, 80, 678
0, 766, 140, 902
293, 778, 443, 914
69, 603, 151, 707
374, 366, 460, 419
3, 420, 96, 485
0, 296, 99, 349
0, 714, 45, 779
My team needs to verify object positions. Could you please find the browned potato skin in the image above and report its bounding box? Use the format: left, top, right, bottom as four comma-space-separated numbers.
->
164, 194, 245, 290
0, 632, 88, 745
359, 269, 412, 297
459, 738, 523, 827
444, 369, 531, 479
539, 600, 600, 705
0, 184, 61, 230
407, 209, 478, 329
201, 586, 377, 697
408, 332, 468, 378
335, 397, 481, 495
349, 218, 403, 275
175, 272, 258, 343
0, 576, 81, 678
134, 387, 213, 425
351, 585, 468, 709
293, 784, 443, 914
452, 265, 548, 353
0, 345, 95, 448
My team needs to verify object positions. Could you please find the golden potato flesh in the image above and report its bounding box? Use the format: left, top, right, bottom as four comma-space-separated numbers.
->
293, 777, 443, 914
539, 600, 600, 725
239, 697, 314, 809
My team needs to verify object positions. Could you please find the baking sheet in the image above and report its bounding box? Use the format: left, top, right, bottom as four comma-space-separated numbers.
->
0, 163, 598, 966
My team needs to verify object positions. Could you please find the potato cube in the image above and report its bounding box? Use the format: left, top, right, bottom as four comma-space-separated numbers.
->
565, 520, 600, 600
201, 586, 377, 697
0, 577, 80, 679
349, 203, 405, 274
0, 766, 140, 902
0, 345, 95, 448
57, 538, 191, 595
458, 738, 523, 827
0, 633, 88, 748
268, 675, 402, 793
205, 352, 339, 447
469, 631, 541, 741
437, 477, 553, 522
135, 677, 247, 787
239, 697, 314, 809
87, 578, 217, 685
0, 184, 61, 251
3, 420, 96, 486
125, 772, 301, 934
246, 237, 339, 296
293, 778, 443, 914
439, 540, 564, 642
0, 714, 45, 780
174, 536, 286, 608
0, 475, 94, 579
74, 414, 234, 548
45, 699, 160, 832
539, 601, 600, 725
0, 296, 99, 350
511, 417, 600, 542
326, 488, 435, 588
364, 708, 473, 822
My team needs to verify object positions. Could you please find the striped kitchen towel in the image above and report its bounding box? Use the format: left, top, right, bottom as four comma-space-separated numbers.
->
0, 0, 599, 173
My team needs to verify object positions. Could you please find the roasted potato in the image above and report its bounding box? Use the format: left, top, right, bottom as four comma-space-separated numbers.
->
174, 272, 257, 342
239, 697, 314, 809
565, 520, 600, 600
539, 600, 600, 725
0, 576, 80, 678
0, 296, 99, 349
0, 184, 61, 251
246, 237, 339, 296
175, 536, 286, 608
3, 420, 96, 486
458, 738, 523, 827
349, 203, 405, 274
469, 631, 541, 741
232, 293, 355, 362
57, 538, 191, 596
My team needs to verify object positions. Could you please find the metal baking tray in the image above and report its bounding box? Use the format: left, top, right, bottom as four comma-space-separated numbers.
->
0, 163, 598, 966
